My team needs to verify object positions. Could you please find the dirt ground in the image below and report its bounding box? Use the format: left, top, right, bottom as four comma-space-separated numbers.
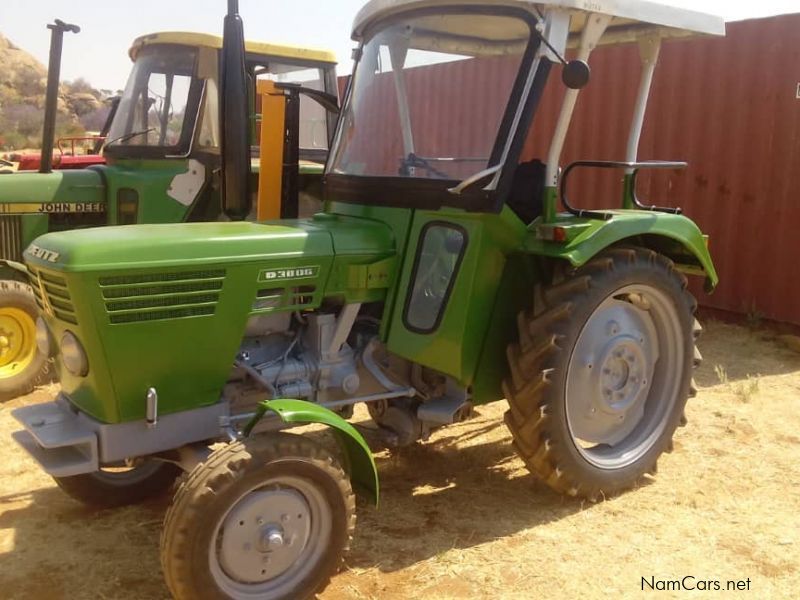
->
0, 320, 798, 599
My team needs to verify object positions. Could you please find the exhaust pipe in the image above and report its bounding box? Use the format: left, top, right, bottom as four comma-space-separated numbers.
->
40, 19, 80, 174
220, 0, 250, 220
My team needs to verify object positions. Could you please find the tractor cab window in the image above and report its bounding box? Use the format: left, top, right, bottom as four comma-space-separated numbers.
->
105, 45, 203, 156
254, 63, 332, 152
329, 13, 531, 181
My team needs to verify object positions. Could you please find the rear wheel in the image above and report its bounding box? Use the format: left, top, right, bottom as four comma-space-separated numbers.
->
162, 433, 355, 600
0, 280, 51, 401
503, 247, 700, 499
54, 460, 181, 508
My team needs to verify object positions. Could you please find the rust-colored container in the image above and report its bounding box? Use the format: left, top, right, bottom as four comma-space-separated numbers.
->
523, 14, 800, 326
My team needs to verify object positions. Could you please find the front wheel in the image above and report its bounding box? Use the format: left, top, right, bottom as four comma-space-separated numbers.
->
0, 280, 52, 401
161, 433, 355, 600
54, 460, 181, 508
504, 247, 701, 499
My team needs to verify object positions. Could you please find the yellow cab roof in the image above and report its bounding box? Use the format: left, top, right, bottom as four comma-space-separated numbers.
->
129, 31, 337, 64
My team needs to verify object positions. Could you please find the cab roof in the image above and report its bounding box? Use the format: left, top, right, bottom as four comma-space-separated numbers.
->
129, 31, 337, 64
352, 0, 725, 42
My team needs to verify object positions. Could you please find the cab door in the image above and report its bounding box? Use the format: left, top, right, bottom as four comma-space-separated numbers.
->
386, 209, 513, 385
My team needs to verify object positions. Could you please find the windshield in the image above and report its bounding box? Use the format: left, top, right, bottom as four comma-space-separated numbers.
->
329, 13, 532, 180
255, 62, 334, 151
106, 45, 201, 153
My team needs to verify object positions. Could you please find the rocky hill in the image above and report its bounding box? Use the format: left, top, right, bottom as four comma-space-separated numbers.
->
0, 32, 110, 151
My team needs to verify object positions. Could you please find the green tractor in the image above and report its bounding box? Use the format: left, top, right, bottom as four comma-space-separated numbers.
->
0, 20, 339, 399
13, 0, 723, 598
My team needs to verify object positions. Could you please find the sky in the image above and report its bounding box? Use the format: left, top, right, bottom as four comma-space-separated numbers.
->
2, 0, 798, 91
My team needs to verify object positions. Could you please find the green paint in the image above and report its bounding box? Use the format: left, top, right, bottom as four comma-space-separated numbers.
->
24, 215, 395, 422
542, 186, 558, 223
0, 170, 104, 206
21, 215, 49, 249
102, 159, 196, 225
246, 398, 379, 505
324, 201, 414, 340
622, 173, 636, 209
470, 253, 537, 404
386, 205, 527, 384
524, 210, 718, 290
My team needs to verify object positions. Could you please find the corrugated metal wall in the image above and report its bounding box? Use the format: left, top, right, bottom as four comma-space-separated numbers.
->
337, 14, 800, 325
524, 14, 800, 326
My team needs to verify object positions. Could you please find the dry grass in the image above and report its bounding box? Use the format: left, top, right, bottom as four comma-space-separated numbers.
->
1, 321, 799, 599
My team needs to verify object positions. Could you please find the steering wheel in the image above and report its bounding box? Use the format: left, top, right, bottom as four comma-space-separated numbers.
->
399, 153, 450, 179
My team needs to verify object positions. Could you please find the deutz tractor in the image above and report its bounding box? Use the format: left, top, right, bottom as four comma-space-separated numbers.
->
12, 0, 724, 598
0, 20, 339, 399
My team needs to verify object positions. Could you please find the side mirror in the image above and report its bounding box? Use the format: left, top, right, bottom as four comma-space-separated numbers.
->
562, 60, 591, 89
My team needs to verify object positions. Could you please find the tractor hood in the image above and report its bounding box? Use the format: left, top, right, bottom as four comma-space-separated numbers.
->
0, 169, 105, 212
24, 214, 394, 273
24, 213, 398, 424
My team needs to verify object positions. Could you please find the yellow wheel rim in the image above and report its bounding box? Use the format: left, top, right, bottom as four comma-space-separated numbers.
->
0, 307, 38, 378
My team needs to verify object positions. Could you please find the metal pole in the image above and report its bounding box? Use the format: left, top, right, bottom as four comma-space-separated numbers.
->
40, 19, 80, 174
220, 0, 250, 219
281, 87, 300, 219
544, 13, 610, 189
625, 36, 662, 171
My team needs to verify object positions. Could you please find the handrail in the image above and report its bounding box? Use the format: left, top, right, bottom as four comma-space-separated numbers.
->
559, 160, 687, 220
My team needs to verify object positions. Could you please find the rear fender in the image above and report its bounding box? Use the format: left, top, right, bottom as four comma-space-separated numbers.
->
245, 399, 379, 505
524, 212, 718, 292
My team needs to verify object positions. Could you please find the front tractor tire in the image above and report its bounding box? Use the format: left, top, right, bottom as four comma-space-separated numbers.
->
0, 280, 52, 401
161, 433, 355, 600
504, 247, 701, 500
54, 460, 182, 508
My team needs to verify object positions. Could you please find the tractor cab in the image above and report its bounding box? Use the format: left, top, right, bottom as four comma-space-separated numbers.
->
105, 32, 339, 223
107, 32, 338, 168
328, 0, 723, 230
325, 0, 723, 391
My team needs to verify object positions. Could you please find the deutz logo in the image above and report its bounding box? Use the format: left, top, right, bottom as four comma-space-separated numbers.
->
27, 244, 60, 263
258, 266, 319, 282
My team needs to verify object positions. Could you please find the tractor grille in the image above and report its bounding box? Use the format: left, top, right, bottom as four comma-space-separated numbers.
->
99, 269, 226, 324
0, 216, 23, 262
28, 266, 79, 325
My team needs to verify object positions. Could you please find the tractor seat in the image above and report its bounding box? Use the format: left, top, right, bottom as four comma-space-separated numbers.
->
507, 159, 546, 224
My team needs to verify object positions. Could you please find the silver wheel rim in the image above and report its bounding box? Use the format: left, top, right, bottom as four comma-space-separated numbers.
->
566, 284, 684, 469
209, 474, 332, 599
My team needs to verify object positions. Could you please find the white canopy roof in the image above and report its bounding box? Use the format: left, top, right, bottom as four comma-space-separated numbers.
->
352, 0, 725, 41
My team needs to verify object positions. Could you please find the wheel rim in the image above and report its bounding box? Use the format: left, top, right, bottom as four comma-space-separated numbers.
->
0, 307, 37, 379
209, 475, 332, 599
565, 284, 684, 469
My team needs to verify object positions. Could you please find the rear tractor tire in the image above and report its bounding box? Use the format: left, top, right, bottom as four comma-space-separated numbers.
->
0, 280, 52, 401
54, 460, 181, 508
161, 433, 355, 600
503, 247, 701, 500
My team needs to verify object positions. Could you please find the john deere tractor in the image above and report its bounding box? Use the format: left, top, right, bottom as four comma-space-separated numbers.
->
13, 1, 723, 598
0, 20, 338, 399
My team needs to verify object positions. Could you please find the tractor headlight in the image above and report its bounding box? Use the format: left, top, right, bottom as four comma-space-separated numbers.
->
35, 317, 53, 357
60, 331, 88, 377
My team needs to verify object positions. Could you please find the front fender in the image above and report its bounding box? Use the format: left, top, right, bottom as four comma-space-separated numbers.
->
245, 399, 379, 505
0, 259, 29, 279
524, 211, 718, 291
